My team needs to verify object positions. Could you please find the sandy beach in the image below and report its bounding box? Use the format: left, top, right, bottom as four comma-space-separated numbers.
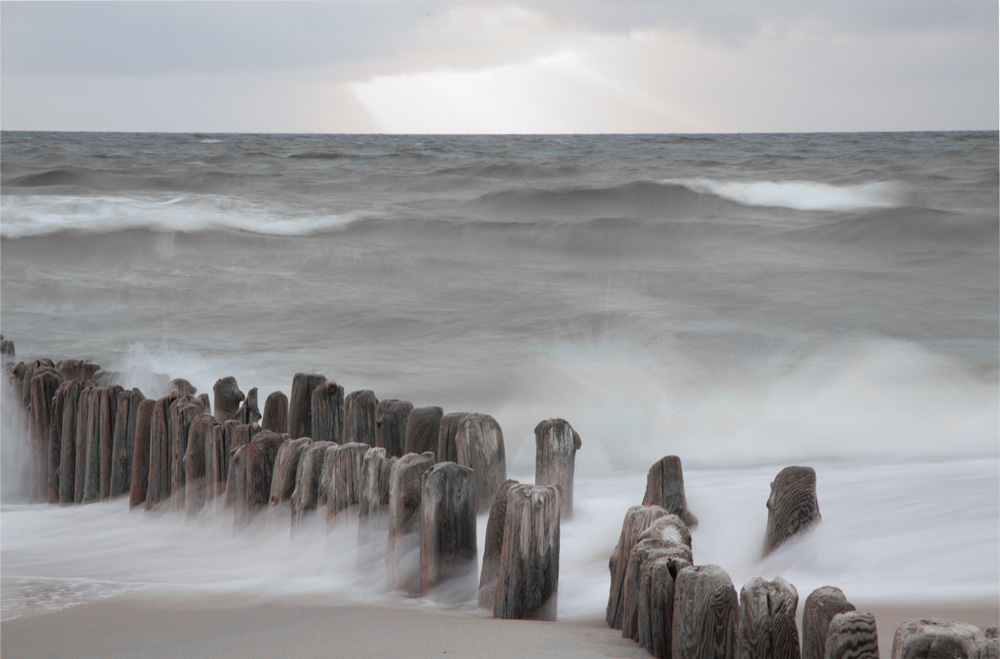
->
2, 588, 996, 659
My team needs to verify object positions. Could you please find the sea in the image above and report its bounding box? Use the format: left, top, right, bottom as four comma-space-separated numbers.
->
1, 131, 997, 622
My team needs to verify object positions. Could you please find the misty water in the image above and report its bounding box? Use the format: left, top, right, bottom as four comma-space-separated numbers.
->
2, 131, 997, 621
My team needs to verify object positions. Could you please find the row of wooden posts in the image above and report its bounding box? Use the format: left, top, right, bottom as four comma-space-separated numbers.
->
608, 456, 999, 659
3, 337, 997, 656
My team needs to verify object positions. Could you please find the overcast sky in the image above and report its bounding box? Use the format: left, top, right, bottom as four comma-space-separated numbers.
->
2, 1, 997, 133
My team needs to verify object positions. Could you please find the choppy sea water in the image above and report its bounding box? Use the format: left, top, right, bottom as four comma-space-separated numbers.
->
1, 131, 998, 621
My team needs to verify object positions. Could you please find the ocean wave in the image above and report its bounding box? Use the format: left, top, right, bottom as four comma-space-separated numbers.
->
786, 206, 1000, 247
0, 195, 353, 239
669, 178, 904, 211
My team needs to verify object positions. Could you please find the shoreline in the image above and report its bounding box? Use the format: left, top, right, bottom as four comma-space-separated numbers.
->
2, 588, 997, 658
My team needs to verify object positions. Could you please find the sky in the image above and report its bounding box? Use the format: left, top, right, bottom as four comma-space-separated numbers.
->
1, 1, 997, 134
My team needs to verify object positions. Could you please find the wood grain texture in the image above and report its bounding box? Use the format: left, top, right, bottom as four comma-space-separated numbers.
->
404, 406, 443, 457
375, 399, 413, 458
182, 413, 218, 518
213, 376, 244, 423
288, 373, 326, 439
737, 576, 800, 659
639, 514, 693, 553
643, 455, 698, 529
637, 553, 691, 659
325, 442, 369, 528
969, 639, 999, 659
237, 430, 285, 531
290, 441, 336, 530
671, 564, 739, 659
455, 413, 507, 513
493, 484, 561, 621
345, 390, 378, 447
358, 447, 397, 560
73, 386, 94, 503
420, 462, 478, 602
145, 392, 178, 511
607, 504, 671, 629
891, 619, 985, 659
534, 418, 581, 518
233, 387, 261, 425
58, 381, 82, 504
29, 368, 63, 502
763, 466, 821, 557
802, 586, 856, 659
81, 386, 103, 503
387, 451, 436, 595
262, 390, 288, 434
478, 479, 520, 610
824, 611, 878, 659
169, 395, 208, 512
110, 388, 144, 499
267, 436, 310, 524
224, 421, 256, 508
47, 379, 68, 502
622, 539, 692, 643
128, 399, 155, 508
311, 381, 345, 445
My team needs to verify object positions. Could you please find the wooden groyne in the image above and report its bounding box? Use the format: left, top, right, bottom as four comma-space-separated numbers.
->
3, 336, 996, 658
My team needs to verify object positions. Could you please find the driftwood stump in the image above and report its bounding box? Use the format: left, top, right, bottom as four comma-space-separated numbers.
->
891, 619, 986, 659
81, 386, 103, 503
345, 390, 378, 446
405, 406, 443, 457
224, 421, 257, 508
456, 413, 506, 513
607, 504, 671, 628
738, 576, 800, 659
29, 368, 63, 502
358, 447, 397, 563
387, 451, 436, 595
267, 436, 310, 526
311, 381, 345, 445
637, 553, 691, 659
671, 564, 739, 659
145, 392, 179, 511
169, 395, 207, 512
128, 399, 155, 508
58, 381, 82, 504
534, 418, 581, 518
234, 430, 284, 532
437, 412, 468, 463
420, 462, 478, 602
375, 399, 413, 458
47, 380, 69, 502
622, 538, 692, 643
802, 586, 856, 659
110, 388, 144, 499
824, 611, 878, 659
493, 483, 561, 621
970, 639, 1000, 659
213, 376, 244, 423
183, 413, 218, 518
764, 466, 821, 557
478, 479, 520, 609
324, 442, 368, 528
262, 390, 288, 434
290, 440, 336, 530
288, 373, 326, 439
643, 455, 697, 528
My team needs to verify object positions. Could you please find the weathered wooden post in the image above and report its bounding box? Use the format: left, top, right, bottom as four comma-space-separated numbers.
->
169, 395, 207, 512
311, 380, 345, 445
288, 373, 326, 439
637, 553, 691, 659
764, 466, 821, 557
183, 413, 218, 518
621, 517, 693, 642
534, 418, 581, 518
824, 611, 878, 659
73, 386, 94, 503
234, 387, 261, 424
145, 392, 178, 511
58, 381, 82, 504
671, 564, 739, 659
290, 440, 335, 530
738, 576, 800, 659
478, 479, 520, 609
224, 420, 257, 508
213, 376, 244, 423
643, 455, 698, 528
0, 335, 14, 362
607, 504, 671, 628
456, 413, 506, 513
98, 384, 125, 499
358, 447, 397, 565
970, 638, 999, 659
47, 380, 67, 502
891, 619, 986, 659
81, 385, 106, 503
802, 586, 856, 659
420, 462, 477, 602
233, 430, 284, 532
375, 399, 413, 458
405, 406, 443, 457
437, 412, 468, 463
205, 422, 227, 501
387, 451, 436, 595
29, 368, 64, 502
262, 390, 288, 434
128, 399, 155, 508
345, 390, 378, 446
493, 483, 561, 621
323, 442, 368, 528
267, 436, 310, 526
110, 388, 144, 498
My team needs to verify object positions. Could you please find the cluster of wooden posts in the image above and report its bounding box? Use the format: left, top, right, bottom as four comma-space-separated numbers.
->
0, 337, 578, 620
606, 457, 999, 659
3, 336, 997, 657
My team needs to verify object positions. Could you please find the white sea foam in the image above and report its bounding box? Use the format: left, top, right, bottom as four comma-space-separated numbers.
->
669, 178, 903, 211
0, 195, 352, 239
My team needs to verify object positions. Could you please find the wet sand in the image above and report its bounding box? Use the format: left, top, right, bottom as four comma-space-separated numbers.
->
2, 589, 996, 659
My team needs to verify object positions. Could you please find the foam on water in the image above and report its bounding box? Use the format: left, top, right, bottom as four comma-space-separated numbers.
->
670, 178, 904, 211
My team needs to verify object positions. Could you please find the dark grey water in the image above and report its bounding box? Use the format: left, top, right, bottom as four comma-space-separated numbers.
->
1, 131, 997, 619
